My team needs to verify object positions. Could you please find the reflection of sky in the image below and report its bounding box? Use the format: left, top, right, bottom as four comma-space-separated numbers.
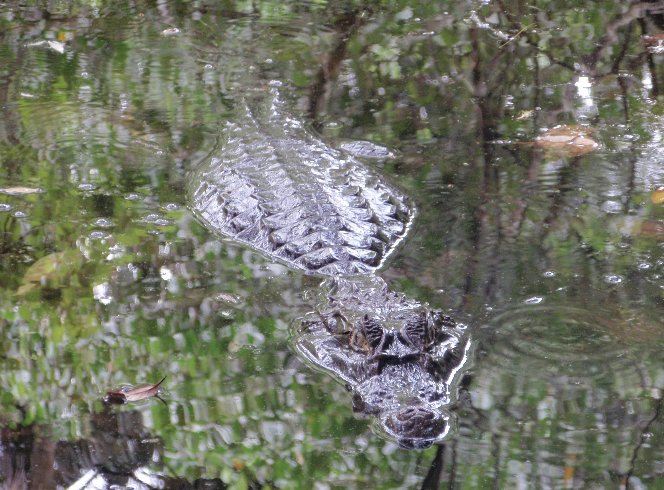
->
643, 64, 653, 91
575, 76, 592, 103
575, 75, 597, 120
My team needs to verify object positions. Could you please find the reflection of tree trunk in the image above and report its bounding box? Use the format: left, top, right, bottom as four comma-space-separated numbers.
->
505, 50, 544, 239
420, 444, 446, 490
308, 9, 366, 123
462, 27, 503, 307
539, 157, 583, 241
448, 439, 458, 490
0, 45, 25, 148
611, 23, 634, 74
0, 424, 56, 490
491, 433, 502, 490
625, 397, 663, 489
640, 17, 660, 98
617, 76, 639, 214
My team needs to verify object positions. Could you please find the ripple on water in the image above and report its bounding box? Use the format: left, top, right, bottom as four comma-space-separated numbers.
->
485, 305, 638, 380
603, 273, 623, 284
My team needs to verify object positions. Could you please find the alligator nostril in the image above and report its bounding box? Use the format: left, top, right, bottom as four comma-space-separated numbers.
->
383, 406, 448, 442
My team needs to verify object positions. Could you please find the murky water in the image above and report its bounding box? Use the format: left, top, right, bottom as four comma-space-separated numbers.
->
1, 1, 663, 488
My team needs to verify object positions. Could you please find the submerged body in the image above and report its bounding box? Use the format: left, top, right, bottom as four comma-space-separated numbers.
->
189, 86, 411, 276
189, 86, 470, 448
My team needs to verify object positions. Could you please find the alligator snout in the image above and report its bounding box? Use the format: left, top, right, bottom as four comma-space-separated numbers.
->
383, 406, 449, 449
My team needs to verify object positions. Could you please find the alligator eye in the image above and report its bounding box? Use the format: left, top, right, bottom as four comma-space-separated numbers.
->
360, 315, 384, 349
402, 311, 432, 349
432, 309, 456, 329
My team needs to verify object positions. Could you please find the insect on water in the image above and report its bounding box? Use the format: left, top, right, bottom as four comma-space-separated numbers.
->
104, 376, 167, 405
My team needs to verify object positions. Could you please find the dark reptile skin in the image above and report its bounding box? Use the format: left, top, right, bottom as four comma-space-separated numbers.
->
189, 87, 412, 275
188, 87, 468, 449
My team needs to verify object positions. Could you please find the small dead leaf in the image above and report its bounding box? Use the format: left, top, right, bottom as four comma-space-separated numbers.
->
534, 125, 598, 158
0, 186, 44, 196
232, 458, 245, 471
104, 376, 166, 405
651, 187, 664, 204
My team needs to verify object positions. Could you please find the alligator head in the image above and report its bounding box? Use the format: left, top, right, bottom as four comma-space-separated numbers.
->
292, 276, 470, 449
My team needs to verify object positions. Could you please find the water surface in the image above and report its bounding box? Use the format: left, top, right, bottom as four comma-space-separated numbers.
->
0, 1, 663, 488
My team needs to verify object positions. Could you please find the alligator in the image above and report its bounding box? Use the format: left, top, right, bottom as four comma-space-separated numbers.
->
188, 84, 470, 449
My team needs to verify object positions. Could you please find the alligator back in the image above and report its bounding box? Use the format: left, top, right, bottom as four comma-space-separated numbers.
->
188, 87, 413, 275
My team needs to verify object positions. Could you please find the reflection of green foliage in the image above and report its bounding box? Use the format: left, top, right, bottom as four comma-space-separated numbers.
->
0, 0, 663, 488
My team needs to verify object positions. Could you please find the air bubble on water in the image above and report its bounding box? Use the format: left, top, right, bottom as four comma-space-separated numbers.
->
144, 213, 172, 226
604, 274, 623, 284
601, 200, 622, 214
638, 262, 652, 270
524, 296, 544, 305
78, 183, 96, 191
0, 204, 12, 212
543, 271, 556, 278
94, 218, 113, 228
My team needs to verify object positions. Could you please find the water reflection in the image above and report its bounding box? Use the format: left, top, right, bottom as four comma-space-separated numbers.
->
485, 304, 642, 378
0, 409, 228, 489
1, 0, 664, 488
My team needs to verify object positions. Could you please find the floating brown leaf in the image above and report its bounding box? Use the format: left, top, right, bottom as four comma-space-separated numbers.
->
534, 125, 598, 158
104, 376, 166, 405
651, 187, 664, 204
